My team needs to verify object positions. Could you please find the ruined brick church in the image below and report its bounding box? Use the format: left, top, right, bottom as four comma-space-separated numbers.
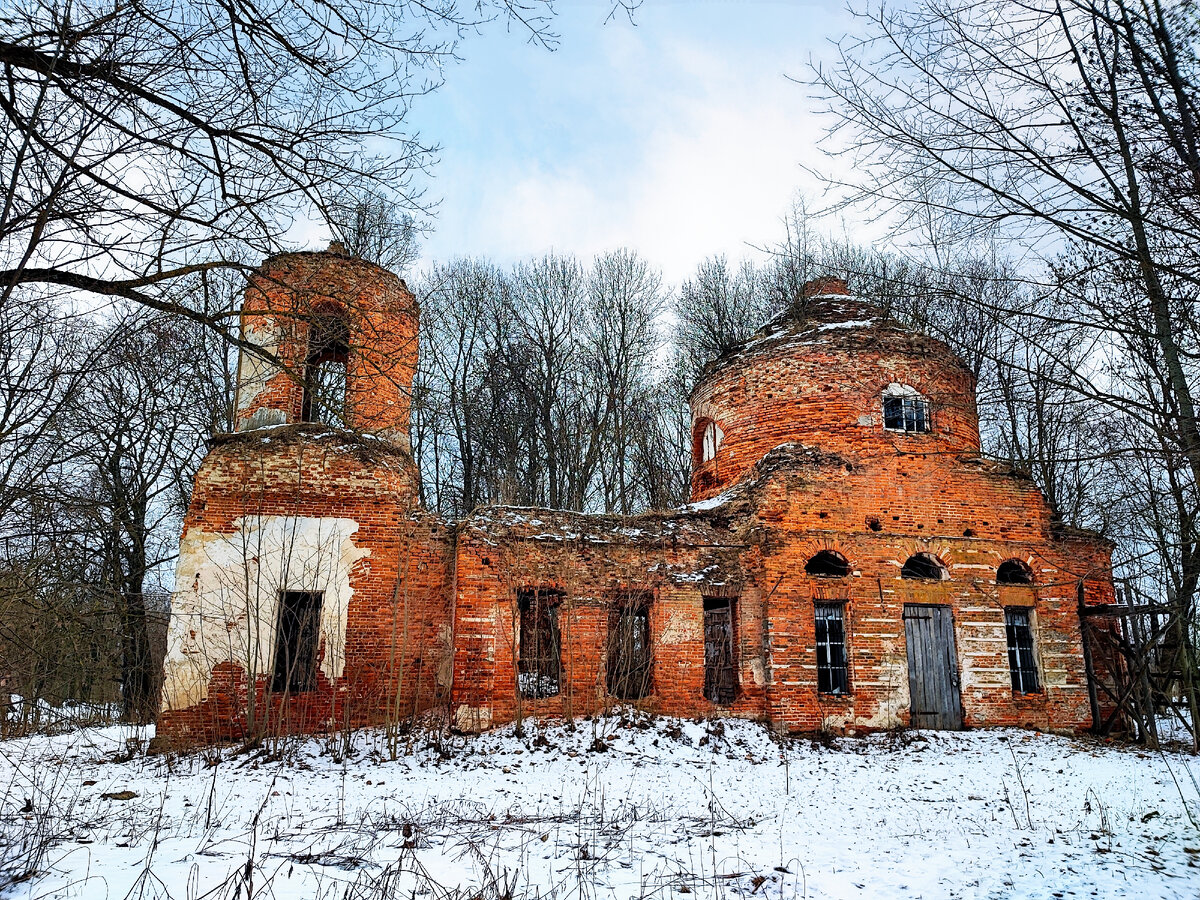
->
158, 245, 1116, 744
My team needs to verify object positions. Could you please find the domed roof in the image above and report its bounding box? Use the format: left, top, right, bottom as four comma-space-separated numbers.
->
694, 278, 967, 394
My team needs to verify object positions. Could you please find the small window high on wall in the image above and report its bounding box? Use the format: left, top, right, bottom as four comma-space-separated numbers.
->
1004, 608, 1040, 693
694, 419, 724, 464
302, 308, 350, 426
997, 559, 1034, 585
608, 591, 652, 700
882, 383, 930, 433
271, 591, 322, 694
901, 552, 947, 580
806, 550, 849, 578
703, 596, 737, 705
814, 603, 849, 695
517, 588, 563, 699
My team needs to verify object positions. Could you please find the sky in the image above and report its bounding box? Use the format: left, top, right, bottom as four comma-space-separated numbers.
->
400, 1, 864, 286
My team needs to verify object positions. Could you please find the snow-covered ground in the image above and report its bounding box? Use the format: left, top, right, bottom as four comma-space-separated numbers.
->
2, 716, 1199, 899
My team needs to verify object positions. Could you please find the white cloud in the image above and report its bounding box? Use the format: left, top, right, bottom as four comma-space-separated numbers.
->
413, 5, 861, 284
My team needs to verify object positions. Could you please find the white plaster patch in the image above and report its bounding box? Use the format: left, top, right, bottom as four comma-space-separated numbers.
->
658, 608, 702, 645
234, 320, 284, 426
160, 515, 370, 711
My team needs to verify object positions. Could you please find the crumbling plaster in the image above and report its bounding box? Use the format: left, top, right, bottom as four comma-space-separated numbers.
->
161, 515, 369, 711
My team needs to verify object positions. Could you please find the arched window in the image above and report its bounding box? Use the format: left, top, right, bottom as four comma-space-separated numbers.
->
901, 552, 947, 580
302, 307, 350, 426
997, 559, 1034, 585
882, 383, 931, 433
693, 418, 724, 464
805, 550, 850, 578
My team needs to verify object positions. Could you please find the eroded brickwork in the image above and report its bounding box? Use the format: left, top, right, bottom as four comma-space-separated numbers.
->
159, 259, 1115, 745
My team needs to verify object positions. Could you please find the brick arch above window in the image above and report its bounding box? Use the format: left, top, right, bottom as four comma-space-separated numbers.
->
805, 549, 850, 578
901, 552, 948, 580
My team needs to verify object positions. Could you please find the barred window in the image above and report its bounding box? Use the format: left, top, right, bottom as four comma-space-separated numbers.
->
1005, 607, 1040, 694
703, 596, 737, 705
882, 384, 930, 433
608, 592, 652, 700
518, 588, 562, 699
815, 603, 850, 695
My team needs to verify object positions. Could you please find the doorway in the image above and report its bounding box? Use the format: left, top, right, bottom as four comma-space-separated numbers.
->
902, 604, 963, 729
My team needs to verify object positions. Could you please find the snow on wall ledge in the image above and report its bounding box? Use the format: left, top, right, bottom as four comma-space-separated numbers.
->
161, 515, 369, 711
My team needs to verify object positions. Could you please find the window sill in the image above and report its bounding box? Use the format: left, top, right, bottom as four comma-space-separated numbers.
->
817, 692, 854, 701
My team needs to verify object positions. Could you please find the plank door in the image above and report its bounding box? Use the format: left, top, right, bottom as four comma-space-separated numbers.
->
703, 599, 737, 705
902, 604, 963, 729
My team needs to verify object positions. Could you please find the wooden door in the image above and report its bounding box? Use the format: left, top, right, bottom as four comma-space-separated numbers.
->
703, 601, 737, 705
903, 604, 963, 729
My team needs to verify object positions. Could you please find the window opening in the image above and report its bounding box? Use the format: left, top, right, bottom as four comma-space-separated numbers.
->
815, 603, 850, 695
695, 419, 724, 464
1004, 607, 1040, 693
997, 559, 1033, 585
882, 384, 930, 433
703, 596, 737, 705
901, 552, 947, 580
302, 309, 350, 426
607, 592, 652, 700
271, 591, 322, 693
517, 588, 563, 699
805, 550, 849, 578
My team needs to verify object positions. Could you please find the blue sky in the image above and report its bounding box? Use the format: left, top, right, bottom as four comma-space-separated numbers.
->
401, 1, 863, 284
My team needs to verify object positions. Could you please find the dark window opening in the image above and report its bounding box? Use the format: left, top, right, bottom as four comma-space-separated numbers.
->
703, 596, 737, 705
517, 588, 563, 699
805, 550, 849, 578
997, 559, 1034, 585
901, 552, 947, 580
271, 591, 322, 693
1005, 607, 1040, 693
301, 309, 350, 426
815, 603, 850, 695
607, 592, 652, 700
883, 395, 930, 433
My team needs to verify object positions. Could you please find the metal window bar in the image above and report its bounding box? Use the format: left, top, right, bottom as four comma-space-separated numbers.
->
815, 603, 850, 695
1005, 607, 1040, 693
883, 396, 930, 433
517, 588, 562, 699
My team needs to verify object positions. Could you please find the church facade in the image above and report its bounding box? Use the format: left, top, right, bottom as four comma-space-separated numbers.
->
157, 246, 1116, 744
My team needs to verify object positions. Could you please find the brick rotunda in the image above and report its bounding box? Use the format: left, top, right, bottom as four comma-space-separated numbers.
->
158, 249, 1116, 744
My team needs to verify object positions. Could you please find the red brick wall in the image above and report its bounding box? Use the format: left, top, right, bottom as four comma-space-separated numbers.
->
690, 318, 980, 501
233, 248, 419, 448
158, 430, 452, 745
449, 511, 769, 730
446, 453, 1113, 736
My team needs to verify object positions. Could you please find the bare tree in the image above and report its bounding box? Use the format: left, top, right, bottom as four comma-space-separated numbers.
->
328, 187, 421, 274
817, 0, 1200, 742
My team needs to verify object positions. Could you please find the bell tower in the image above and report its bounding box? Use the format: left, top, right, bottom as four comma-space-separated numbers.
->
157, 244, 444, 744
233, 242, 419, 450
